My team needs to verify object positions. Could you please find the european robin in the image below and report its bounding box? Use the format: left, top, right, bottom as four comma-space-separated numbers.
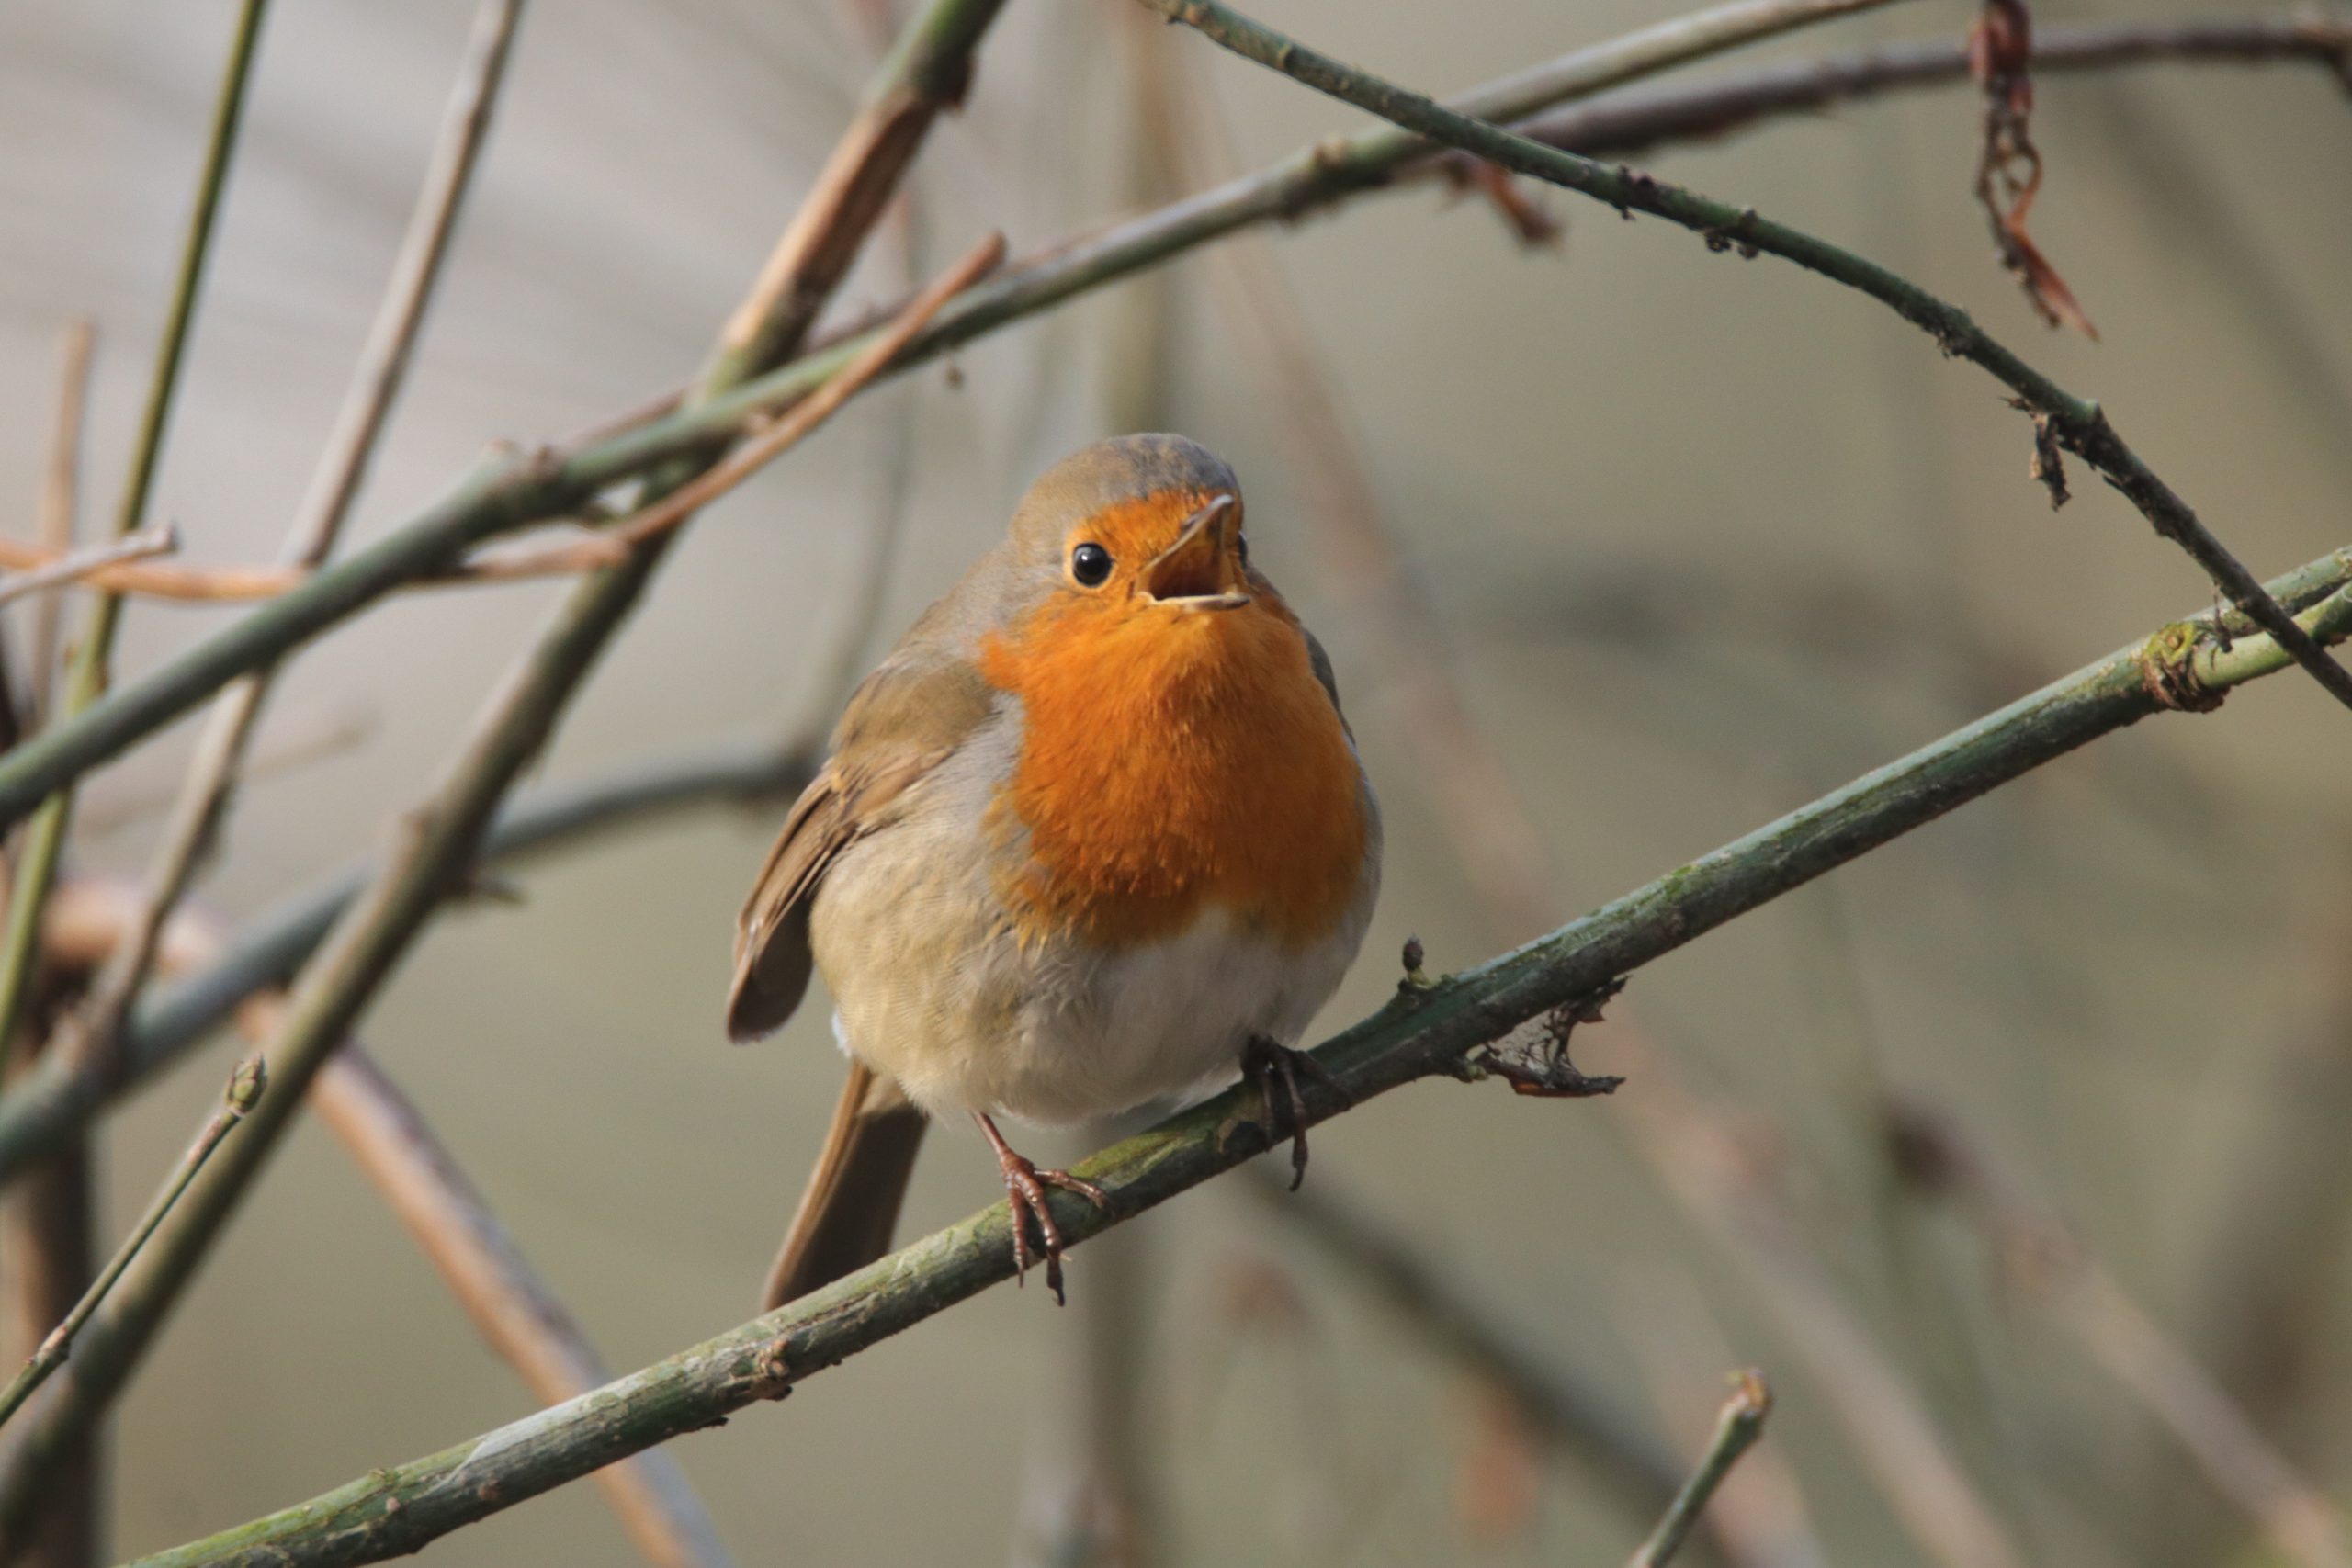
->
728, 434, 1381, 1305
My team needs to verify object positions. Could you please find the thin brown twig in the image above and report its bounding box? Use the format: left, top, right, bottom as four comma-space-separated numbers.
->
74, 707, 375, 838
27, 321, 96, 728
1887, 1105, 2352, 1568
464, 231, 1005, 581
0, 1054, 263, 1435
1619, 1051, 2028, 1568
0, 528, 181, 612
309, 1049, 736, 1568
57, 0, 531, 1098
1142, 0, 2352, 715
0, 1040, 96, 1568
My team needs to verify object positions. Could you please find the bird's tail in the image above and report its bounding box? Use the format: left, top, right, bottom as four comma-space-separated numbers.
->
761, 1061, 927, 1312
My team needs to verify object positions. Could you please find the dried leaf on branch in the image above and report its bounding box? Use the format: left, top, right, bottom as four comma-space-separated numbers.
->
1970, 0, 2097, 337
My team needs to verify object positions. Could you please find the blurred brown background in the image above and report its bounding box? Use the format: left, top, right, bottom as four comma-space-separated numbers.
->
2, 0, 2349, 1561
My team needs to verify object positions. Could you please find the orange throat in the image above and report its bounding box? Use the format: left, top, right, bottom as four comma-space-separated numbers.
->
978, 591, 1366, 951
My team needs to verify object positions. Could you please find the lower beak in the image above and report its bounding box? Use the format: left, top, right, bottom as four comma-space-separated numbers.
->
1142, 494, 1250, 610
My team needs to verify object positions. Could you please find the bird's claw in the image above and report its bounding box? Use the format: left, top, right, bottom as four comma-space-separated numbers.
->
991, 1143, 1108, 1305
1242, 1035, 1350, 1190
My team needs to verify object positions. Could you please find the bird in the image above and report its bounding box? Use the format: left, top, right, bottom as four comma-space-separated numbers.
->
727, 433, 1380, 1307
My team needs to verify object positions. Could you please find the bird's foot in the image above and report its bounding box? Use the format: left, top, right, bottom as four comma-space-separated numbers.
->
1240, 1035, 1351, 1190
977, 1114, 1107, 1305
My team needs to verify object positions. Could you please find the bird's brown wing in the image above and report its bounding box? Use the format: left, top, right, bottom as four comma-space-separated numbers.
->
725, 647, 997, 1042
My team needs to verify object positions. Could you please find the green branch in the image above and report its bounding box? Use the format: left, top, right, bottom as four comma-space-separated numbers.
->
120, 546, 2352, 1568
1133, 0, 2352, 716
1629, 1372, 1773, 1568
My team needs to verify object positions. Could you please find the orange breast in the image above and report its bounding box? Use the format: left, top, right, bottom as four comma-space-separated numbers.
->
978, 589, 1367, 951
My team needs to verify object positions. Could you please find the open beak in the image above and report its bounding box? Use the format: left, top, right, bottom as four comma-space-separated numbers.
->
1141, 494, 1250, 610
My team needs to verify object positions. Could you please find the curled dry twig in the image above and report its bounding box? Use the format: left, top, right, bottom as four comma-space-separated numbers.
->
1970, 0, 2097, 336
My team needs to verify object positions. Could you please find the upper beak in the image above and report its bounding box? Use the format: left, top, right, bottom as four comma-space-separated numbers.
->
1141, 494, 1250, 610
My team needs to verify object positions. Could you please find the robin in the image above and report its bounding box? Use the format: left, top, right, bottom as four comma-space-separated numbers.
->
728, 434, 1380, 1306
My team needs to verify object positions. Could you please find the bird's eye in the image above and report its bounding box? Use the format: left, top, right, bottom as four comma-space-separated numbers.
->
1236, 533, 1250, 570
1070, 542, 1114, 588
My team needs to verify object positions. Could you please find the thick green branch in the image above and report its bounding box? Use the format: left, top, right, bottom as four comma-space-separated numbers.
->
123, 547, 2352, 1568
1135, 0, 2352, 715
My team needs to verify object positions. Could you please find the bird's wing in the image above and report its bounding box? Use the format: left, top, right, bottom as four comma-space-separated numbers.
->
1303, 626, 1352, 736
726, 646, 997, 1041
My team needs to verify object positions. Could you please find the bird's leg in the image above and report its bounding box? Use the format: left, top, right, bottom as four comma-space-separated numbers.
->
975, 1112, 1108, 1306
1240, 1035, 1351, 1190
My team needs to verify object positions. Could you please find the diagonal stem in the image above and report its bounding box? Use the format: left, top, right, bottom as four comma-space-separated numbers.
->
1629, 1373, 1773, 1568
1132, 0, 2352, 715
0, 1055, 262, 1435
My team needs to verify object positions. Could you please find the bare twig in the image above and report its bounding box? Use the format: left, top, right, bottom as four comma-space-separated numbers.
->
291, 0, 526, 556
116, 547, 2352, 1568
0, 1054, 262, 1434
75, 708, 374, 838
57, 0, 529, 1097
1136, 0, 2352, 715
26, 321, 96, 727
0, 0, 1010, 1528
1622, 1054, 2027, 1568
1616, 1279, 1829, 1568
0, 528, 180, 612
458, 232, 1005, 581
1630, 1372, 1773, 1568
1506, 13, 2352, 165
0, 547, 299, 604
310, 1050, 735, 1568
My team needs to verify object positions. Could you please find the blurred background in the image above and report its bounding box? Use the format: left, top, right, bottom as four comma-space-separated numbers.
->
2, 0, 2349, 1562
